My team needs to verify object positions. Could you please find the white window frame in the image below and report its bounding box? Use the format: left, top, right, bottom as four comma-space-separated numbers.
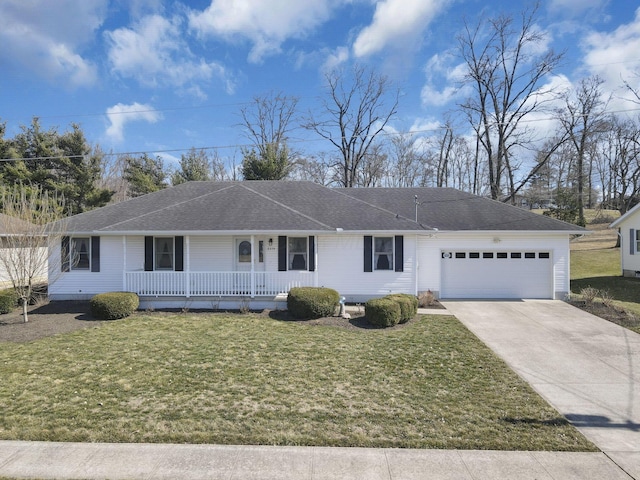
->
374, 236, 394, 271
155, 237, 175, 271
635, 230, 640, 254
70, 237, 91, 271
288, 237, 308, 270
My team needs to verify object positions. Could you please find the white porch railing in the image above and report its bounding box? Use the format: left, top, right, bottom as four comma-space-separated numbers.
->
124, 271, 314, 297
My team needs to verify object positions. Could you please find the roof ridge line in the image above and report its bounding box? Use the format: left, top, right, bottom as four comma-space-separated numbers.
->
238, 183, 333, 230
96, 183, 238, 231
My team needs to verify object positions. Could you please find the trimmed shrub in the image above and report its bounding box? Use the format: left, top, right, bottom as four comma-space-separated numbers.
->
365, 297, 401, 328
386, 294, 418, 324
0, 288, 18, 314
288, 287, 340, 319
90, 292, 139, 320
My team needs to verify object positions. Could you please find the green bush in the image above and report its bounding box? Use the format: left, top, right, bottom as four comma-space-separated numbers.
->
0, 288, 18, 314
90, 292, 139, 320
365, 298, 401, 328
386, 294, 418, 324
287, 287, 340, 319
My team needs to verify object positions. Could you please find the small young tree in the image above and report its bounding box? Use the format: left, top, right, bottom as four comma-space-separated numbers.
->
0, 186, 67, 322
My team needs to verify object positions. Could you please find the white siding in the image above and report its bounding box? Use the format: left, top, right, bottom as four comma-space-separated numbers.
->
612, 218, 640, 275
126, 236, 144, 271
49, 236, 124, 299
417, 233, 570, 299
0, 246, 48, 285
317, 234, 416, 301
189, 236, 233, 271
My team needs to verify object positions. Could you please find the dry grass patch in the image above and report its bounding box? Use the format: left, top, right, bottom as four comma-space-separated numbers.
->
0, 313, 594, 451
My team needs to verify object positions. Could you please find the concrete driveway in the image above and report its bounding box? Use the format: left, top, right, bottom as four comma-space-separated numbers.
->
441, 300, 640, 477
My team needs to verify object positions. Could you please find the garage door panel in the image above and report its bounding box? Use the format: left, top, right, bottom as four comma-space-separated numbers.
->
441, 251, 552, 299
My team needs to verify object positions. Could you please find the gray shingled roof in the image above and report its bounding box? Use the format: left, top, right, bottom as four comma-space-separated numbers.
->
63, 181, 585, 234
340, 187, 584, 231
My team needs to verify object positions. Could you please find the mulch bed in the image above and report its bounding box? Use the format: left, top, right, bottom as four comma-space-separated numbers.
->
0, 301, 105, 343
569, 299, 640, 331
1, 300, 440, 343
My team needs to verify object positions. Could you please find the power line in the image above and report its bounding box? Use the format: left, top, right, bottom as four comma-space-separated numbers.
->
2, 104, 640, 164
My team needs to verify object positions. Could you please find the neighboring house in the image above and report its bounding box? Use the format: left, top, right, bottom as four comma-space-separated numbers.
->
0, 213, 48, 286
610, 206, 640, 277
48, 181, 585, 309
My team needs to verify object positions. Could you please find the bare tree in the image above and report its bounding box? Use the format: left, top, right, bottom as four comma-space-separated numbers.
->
239, 92, 299, 180
556, 76, 609, 225
304, 65, 398, 187
458, 3, 563, 201
0, 186, 66, 322
598, 116, 640, 214
387, 133, 428, 187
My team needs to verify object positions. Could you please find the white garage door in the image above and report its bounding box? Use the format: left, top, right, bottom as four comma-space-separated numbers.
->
441, 250, 553, 299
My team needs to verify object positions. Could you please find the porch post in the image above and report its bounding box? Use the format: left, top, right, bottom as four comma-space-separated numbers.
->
314, 236, 318, 287
250, 235, 255, 298
185, 236, 190, 298
415, 234, 419, 296
122, 236, 127, 291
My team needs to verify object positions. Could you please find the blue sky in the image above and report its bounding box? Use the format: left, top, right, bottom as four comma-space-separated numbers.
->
1, 0, 639, 170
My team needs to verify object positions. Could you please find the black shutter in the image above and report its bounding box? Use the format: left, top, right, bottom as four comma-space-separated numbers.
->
175, 236, 184, 272
144, 236, 154, 271
308, 236, 315, 272
91, 236, 100, 272
631, 229, 636, 255
364, 236, 373, 272
61, 236, 70, 272
278, 236, 287, 271
395, 235, 404, 272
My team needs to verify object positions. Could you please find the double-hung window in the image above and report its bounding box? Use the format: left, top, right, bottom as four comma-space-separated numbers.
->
635, 230, 640, 254
374, 236, 393, 270
288, 237, 308, 270
71, 237, 90, 270
155, 237, 174, 270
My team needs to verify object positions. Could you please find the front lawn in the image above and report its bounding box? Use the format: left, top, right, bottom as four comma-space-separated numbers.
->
570, 224, 640, 333
0, 313, 594, 451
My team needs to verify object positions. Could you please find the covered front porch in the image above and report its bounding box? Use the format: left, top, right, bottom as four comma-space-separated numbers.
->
124, 270, 315, 298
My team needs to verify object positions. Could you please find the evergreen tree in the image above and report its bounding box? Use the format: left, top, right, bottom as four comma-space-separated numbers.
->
171, 148, 211, 185
123, 154, 167, 197
1, 118, 113, 214
241, 142, 290, 180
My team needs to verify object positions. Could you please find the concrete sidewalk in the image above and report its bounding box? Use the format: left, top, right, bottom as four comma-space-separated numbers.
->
0, 441, 633, 480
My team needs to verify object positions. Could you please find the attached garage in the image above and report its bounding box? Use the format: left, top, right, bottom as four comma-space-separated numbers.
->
440, 250, 553, 299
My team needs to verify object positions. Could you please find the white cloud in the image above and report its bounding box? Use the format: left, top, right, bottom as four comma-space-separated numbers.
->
548, 0, 608, 17
582, 8, 640, 109
323, 46, 350, 72
420, 53, 468, 107
106, 14, 234, 94
353, 0, 449, 58
188, 0, 338, 63
0, 0, 105, 86
105, 102, 162, 143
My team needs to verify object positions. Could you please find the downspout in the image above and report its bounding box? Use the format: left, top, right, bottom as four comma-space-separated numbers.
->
616, 229, 623, 276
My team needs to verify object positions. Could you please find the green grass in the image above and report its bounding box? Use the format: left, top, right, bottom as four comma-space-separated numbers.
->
570, 222, 640, 333
0, 313, 594, 451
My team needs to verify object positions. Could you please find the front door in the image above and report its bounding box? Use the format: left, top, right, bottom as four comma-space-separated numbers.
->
235, 238, 265, 293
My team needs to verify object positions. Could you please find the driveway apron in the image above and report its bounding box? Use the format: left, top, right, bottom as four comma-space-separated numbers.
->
441, 300, 640, 477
